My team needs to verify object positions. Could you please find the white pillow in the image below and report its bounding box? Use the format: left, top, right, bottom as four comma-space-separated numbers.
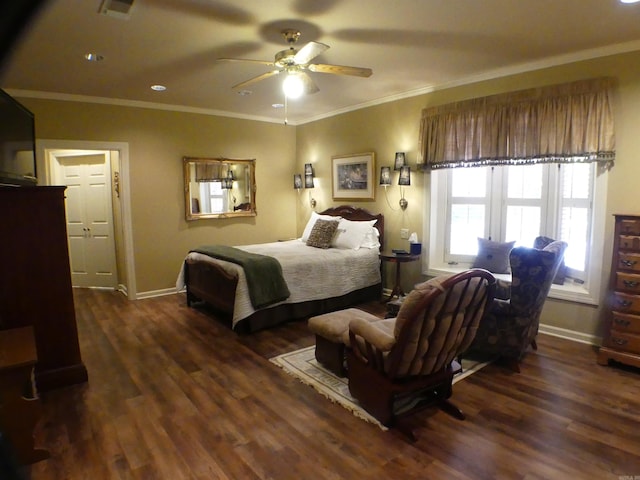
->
301, 211, 342, 242
332, 218, 377, 250
360, 226, 381, 249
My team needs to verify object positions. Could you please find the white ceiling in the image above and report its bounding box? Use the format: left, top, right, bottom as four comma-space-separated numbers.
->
2, 0, 640, 125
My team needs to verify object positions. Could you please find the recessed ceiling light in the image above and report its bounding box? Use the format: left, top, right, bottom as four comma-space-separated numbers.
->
237, 90, 252, 96
84, 53, 104, 62
150, 85, 167, 91
620, 0, 640, 3
272, 103, 284, 109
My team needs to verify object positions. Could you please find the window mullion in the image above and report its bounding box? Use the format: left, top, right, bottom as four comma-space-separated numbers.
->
490, 166, 503, 241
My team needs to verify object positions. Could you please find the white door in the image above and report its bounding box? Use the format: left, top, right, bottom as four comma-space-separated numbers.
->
55, 152, 118, 288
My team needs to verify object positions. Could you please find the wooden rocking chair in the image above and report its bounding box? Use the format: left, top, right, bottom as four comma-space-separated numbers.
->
346, 269, 496, 439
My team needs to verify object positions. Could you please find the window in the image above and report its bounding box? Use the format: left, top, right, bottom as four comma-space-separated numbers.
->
427, 162, 607, 305
199, 180, 228, 213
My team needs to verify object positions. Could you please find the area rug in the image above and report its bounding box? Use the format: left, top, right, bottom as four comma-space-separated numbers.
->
270, 346, 491, 430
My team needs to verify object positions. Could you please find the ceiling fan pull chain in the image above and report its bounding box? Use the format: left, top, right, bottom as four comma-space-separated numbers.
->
284, 94, 289, 125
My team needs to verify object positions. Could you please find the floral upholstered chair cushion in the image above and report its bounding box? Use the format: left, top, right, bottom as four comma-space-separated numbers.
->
464, 241, 567, 370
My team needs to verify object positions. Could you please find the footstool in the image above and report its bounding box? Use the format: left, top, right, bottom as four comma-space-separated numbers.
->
308, 308, 381, 377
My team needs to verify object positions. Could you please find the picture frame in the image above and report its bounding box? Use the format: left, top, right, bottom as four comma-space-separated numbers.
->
331, 152, 375, 201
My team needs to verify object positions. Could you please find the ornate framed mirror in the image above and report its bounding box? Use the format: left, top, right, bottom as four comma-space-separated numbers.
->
183, 157, 256, 220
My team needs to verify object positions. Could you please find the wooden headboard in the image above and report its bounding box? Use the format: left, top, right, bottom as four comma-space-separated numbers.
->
319, 205, 385, 250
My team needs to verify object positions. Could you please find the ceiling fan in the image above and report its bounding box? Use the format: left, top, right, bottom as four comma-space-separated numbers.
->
218, 29, 373, 98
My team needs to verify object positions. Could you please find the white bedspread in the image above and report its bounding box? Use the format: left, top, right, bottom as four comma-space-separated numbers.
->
176, 240, 381, 328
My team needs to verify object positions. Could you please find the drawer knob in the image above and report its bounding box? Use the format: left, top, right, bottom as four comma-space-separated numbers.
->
612, 338, 628, 346
621, 259, 638, 267
617, 299, 633, 308
623, 280, 640, 288
614, 318, 631, 327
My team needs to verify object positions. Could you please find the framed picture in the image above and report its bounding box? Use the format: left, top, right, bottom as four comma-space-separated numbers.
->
331, 152, 375, 201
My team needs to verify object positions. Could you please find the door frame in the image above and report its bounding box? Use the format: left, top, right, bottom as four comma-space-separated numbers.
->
51, 150, 118, 289
37, 139, 137, 299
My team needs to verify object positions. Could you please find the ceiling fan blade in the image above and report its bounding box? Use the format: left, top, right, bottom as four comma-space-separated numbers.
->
294, 41, 329, 65
232, 70, 282, 90
218, 58, 276, 67
299, 72, 320, 95
308, 63, 372, 78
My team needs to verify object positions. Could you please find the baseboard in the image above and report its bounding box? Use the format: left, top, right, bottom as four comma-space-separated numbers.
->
136, 287, 178, 299
539, 323, 601, 346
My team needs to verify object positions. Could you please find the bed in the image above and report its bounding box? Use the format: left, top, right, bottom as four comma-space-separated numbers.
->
177, 205, 384, 333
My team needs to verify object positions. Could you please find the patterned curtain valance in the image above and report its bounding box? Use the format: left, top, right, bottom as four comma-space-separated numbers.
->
418, 77, 616, 170
195, 163, 233, 182
195, 163, 220, 182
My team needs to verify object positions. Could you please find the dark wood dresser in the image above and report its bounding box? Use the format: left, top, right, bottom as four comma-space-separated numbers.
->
0, 186, 87, 391
598, 214, 640, 368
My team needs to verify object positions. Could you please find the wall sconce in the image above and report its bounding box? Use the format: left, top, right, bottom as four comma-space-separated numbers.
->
379, 154, 410, 210
380, 166, 392, 187
398, 165, 410, 210
394, 152, 406, 171
294, 169, 316, 209
304, 163, 316, 209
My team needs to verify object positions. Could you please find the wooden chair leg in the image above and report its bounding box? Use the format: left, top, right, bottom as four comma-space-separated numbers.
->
505, 357, 521, 373
438, 399, 465, 420
531, 338, 538, 350
394, 418, 418, 442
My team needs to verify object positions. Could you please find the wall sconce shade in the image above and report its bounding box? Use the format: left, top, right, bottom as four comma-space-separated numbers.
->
304, 163, 314, 176
394, 152, 406, 171
305, 174, 314, 188
294, 174, 302, 189
380, 166, 391, 186
398, 166, 411, 186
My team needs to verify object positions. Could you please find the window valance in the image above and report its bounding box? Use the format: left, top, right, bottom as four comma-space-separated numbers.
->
194, 162, 234, 182
418, 77, 616, 170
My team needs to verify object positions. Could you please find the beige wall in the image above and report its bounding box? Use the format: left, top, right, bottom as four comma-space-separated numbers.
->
296, 49, 640, 341
15, 48, 640, 340
20, 98, 297, 293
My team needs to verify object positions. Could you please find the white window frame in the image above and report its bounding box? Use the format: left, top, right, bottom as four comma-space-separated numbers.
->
425, 164, 609, 306
199, 180, 228, 213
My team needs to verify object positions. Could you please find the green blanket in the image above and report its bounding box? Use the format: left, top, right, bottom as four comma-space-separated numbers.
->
190, 245, 290, 309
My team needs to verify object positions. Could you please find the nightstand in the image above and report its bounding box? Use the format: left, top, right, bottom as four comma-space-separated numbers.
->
379, 251, 421, 301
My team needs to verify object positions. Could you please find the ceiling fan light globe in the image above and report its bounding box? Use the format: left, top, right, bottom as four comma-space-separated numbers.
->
283, 74, 304, 99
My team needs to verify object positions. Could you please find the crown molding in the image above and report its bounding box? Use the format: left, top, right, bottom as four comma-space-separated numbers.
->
8, 38, 640, 126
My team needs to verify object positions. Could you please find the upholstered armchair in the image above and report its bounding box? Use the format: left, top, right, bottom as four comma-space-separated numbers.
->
346, 269, 496, 438
464, 241, 567, 372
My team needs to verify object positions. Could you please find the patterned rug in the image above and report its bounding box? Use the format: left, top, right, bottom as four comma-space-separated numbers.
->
270, 345, 491, 430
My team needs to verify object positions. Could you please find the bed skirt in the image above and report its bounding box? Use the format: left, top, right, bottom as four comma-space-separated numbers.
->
187, 283, 382, 334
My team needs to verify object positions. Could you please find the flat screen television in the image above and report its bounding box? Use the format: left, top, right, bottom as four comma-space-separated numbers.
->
0, 88, 37, 186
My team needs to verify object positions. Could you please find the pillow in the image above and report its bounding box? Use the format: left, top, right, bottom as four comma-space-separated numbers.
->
332, 218, 377, 250
472, 238, 515, 274
361, 226, 381, 249
306, 219, 340, 249
301, 212, 341, 242
533, 236, 567, 285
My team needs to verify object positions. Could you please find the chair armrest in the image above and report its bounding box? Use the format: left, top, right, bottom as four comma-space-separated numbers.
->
490, 298, 514, 315
349, 317, 395, 352
494, 279, 511, 300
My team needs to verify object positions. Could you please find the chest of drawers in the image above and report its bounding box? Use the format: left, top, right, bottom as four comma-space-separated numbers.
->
598, 214, 640, 368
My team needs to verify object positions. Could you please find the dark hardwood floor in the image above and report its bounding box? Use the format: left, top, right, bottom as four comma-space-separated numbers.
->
22, 288, 640, 479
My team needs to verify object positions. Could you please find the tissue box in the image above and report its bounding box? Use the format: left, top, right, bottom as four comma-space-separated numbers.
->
410, 242, 422, 255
